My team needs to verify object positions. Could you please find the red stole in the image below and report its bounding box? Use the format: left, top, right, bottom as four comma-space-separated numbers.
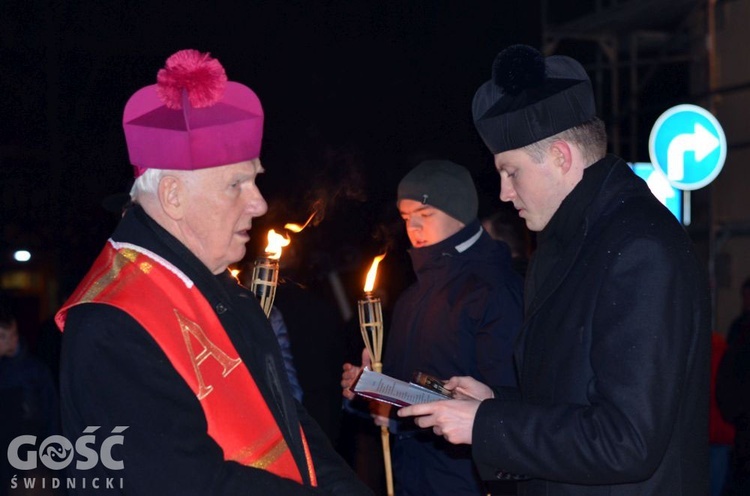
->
56, 240, 317, 485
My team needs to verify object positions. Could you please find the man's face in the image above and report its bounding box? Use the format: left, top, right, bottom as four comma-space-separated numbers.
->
398, 199, 464, 248
0, 321, 19, 357
177, 159, 268, 274
494, 147, 571, 232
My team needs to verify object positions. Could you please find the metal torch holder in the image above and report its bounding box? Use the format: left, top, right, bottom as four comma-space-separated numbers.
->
251, 255, 279, 318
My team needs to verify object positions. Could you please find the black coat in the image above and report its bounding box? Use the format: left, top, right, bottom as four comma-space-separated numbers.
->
472, 156, 711, 495
59, 206, 372, 495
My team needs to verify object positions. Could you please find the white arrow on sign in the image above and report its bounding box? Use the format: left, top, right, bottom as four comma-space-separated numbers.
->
666, 122, 720, 181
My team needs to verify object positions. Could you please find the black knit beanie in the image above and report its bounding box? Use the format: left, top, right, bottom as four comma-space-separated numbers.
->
397, 160, 478, 225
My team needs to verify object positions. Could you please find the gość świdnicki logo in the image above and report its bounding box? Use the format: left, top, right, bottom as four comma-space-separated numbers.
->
7, 426, 127, 492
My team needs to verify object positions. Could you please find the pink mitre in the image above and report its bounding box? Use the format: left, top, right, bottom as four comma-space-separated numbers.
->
123, 49, 264, 178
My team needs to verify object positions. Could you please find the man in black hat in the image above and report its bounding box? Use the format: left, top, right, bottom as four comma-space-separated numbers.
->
398, 45, 711, 496
342, 159, 524, 495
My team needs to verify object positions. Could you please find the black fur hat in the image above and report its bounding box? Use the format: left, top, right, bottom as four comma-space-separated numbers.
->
472, 45, 596, 154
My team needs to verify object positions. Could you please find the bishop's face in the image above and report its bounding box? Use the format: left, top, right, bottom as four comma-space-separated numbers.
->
177, 159, 268, 274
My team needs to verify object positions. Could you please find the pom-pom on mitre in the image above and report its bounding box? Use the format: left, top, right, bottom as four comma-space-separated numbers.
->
491, 44, 546, 95
156, 49, 228, 110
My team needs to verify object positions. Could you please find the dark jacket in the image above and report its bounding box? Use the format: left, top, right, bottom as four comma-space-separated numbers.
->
384, 220, 523, 388
472, 155, 711, 495
0, 343, 58, 440
59, 206, 372, 495
384, 220, 524, 495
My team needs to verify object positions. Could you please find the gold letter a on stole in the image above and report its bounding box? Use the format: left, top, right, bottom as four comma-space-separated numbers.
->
174, 309, 242, 400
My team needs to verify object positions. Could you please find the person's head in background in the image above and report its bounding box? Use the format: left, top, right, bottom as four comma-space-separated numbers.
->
0, 293, 19, 358
481, 204, 530, 260
397, 160, 478, 248
472, 44, 606, 232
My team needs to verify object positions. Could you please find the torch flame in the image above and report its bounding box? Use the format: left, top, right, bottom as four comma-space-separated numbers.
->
284, 211, 316, 233
363, 254, 386, 293
264, 229, 291, 259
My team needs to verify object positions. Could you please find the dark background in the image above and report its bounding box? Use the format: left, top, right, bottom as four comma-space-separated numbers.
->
15, 1, 702, 345
1, 1, 551, 308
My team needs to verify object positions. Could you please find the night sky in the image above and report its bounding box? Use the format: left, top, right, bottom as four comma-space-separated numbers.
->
2, 1, 549, 300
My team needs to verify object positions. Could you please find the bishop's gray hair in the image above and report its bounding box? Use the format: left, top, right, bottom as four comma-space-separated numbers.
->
129, 168, 169, 202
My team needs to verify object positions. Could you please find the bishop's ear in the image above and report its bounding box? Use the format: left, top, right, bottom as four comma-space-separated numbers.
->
158, 174, 185, 220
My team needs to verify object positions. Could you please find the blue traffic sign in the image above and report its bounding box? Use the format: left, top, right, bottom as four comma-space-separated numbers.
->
648, 104, 726, 191
629, 162, 682, 223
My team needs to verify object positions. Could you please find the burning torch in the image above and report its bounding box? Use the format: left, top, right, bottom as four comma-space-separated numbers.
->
250, 212, 316, 318
251, 229, 290, 318
357, 254, 394, 496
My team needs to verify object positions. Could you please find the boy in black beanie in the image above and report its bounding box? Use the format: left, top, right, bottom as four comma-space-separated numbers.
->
342, 159, 524, 495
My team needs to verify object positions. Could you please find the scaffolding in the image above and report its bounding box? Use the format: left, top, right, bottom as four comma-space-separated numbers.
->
541, 0, 711, 161
540, 0, 750, 329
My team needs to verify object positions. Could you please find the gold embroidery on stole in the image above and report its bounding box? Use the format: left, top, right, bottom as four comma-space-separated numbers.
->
174, 309, 242, 400
228, 429, 288, 468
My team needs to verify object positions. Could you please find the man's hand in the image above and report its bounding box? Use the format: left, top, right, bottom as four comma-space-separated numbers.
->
443, 375, 494, 401
341, 348, 371, 400
397, 399, 481, 445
